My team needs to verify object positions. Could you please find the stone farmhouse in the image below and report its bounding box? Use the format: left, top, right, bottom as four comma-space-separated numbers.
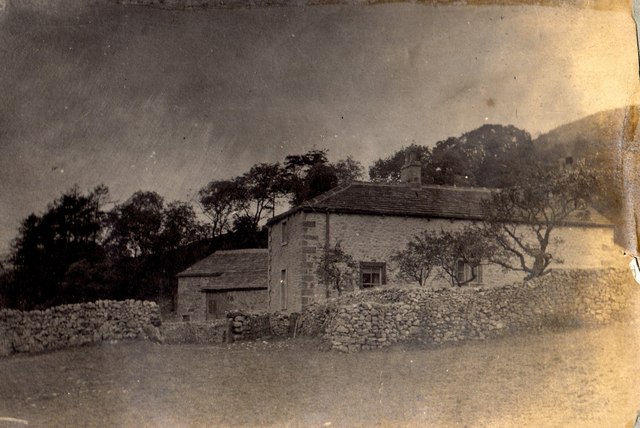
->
176, 249, 268, 321
265, 161, 620, 313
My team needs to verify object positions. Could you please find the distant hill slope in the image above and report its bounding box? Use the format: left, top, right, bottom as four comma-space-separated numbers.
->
534, 106, 633, 160
534, 106, 639, 246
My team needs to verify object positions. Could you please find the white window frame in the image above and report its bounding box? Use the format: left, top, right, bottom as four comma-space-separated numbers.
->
360, 262, 386, 288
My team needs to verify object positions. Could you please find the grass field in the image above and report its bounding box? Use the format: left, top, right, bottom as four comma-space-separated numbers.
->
2, 323, 640, 427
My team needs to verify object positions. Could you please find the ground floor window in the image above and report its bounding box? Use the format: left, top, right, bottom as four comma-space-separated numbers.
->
360, 262, 386, 288
456, 260, 483, 284
206, 292, 227, 320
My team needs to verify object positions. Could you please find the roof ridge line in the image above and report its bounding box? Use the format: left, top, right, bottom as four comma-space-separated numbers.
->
301, 181, 356, 207
349, 181, 496, 193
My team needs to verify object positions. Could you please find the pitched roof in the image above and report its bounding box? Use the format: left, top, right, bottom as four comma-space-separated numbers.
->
267, 181, 612, 227
176, 249, 267, 290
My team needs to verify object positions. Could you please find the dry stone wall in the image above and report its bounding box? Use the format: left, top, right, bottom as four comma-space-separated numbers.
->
322, 269, 637, 352
161, 319, 229, 344
0, 300, 161, 356
228, 311, 299, 340
158, 311, 300, 344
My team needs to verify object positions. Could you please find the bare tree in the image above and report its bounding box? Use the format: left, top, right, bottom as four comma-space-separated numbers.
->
481, 163, 596, 280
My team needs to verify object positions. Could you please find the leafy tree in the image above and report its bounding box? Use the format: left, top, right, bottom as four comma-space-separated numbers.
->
283, 149, 331, 205
428, 137, 472, 185
368, 126, 533, 187
481, 163, 597, 280
108, 191, 165, 257
369, 144, 431, 183
284, 149, 329, 176
234, 163, 288, 229
230, 214, 267, 249
159, 201, 205, 252
316, 242, 358, 297
197, 180, 243, 237
333, 156, 365, 185
278, 150, 363, 205
60, 258, 115, 303
0, 267, 13, 308
391, 233, 440, 286
426, 126, 534, 187
393, 226, 492, 287
302, 163, 338, 202
459, 124, 534, 188
435, 226, 492, 287
9, 185, 110, 309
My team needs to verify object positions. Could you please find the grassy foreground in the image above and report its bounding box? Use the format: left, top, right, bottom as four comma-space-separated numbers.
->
2, 323, 640, 427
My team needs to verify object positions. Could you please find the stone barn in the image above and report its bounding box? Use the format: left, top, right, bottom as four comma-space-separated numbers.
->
176, 249, 268, 321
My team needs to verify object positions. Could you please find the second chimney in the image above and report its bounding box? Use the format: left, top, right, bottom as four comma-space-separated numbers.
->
400, 150, 422, 187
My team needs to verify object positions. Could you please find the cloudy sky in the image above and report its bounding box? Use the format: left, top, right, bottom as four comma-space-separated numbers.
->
0, 0, 637, 253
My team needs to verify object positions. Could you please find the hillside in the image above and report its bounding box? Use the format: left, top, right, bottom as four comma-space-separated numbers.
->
534, 106, 635, 161
534, 106, 640, 248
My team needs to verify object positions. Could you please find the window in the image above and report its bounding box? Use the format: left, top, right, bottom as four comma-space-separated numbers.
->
456, 260, 483, 284
208, 300, 216, 315
280, 269, 287, 310
456, 259, 466, 284
281, 220, 288, 244
206, 293, 227, 320
470, 264, 483, 283
360, 262, 386, 288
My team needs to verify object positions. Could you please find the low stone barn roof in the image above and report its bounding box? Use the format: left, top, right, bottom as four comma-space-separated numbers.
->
176, 249, 267, 290
267, 181, 612, 227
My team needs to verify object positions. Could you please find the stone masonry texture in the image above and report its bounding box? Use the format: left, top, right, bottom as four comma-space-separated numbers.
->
318, 269, 636, 352
0, 300, 162, 356
268, 211, 621, 312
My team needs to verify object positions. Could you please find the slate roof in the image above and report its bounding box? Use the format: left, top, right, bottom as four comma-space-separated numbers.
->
176, 249, 267, 290
267, 181, 612, 227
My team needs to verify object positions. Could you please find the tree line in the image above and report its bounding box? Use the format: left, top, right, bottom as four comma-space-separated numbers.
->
0, 123, 620, 309
0, 150, 364, 310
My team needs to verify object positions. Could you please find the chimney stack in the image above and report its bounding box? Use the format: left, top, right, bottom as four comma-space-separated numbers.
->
400, 150, 422, 187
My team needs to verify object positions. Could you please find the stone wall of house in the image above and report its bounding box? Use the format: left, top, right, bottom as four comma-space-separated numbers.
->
320, 269, 636, 352
0, 300, 162, 356
177, 276, 268, 321
177, 277, 207, 320
268, 210, 621, 313
269, 210, 325, 312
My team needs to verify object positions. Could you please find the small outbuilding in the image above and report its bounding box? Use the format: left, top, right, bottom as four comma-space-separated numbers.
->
176, 249, 268, 321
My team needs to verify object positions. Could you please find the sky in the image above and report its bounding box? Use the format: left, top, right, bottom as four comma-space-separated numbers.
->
0, 0, 637, 254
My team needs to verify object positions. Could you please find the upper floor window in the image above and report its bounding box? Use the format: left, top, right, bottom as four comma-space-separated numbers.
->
360, 262, 386, 288
281, 220, 288, 244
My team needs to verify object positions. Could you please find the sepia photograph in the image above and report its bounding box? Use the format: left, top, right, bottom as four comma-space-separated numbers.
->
1, 0, 640, 425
